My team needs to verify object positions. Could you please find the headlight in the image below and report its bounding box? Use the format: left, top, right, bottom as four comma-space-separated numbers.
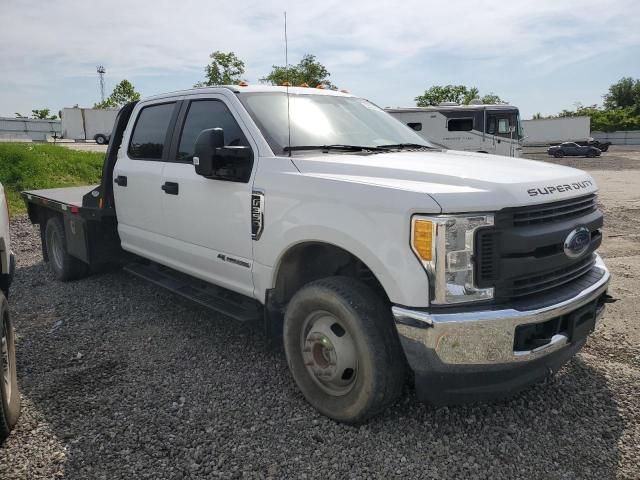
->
411, 214, 494, 304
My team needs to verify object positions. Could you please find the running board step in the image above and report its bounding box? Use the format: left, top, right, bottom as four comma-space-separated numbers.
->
124, 261, 262, 322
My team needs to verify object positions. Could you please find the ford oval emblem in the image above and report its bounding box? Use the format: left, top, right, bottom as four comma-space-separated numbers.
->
564, 226, 591, 258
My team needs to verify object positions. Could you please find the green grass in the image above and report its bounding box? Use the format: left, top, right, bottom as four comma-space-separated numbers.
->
0, 143, 105, 215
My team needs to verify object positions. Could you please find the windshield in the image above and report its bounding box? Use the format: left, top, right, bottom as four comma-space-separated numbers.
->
486, 108, 523, 140
237, 92, 434, 154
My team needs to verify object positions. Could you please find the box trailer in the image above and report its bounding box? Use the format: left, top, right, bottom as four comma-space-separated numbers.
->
522, 117, 591, 146
60, 107, 119, 144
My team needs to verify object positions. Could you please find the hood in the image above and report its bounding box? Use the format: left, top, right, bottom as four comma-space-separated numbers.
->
291, 149, 597, 213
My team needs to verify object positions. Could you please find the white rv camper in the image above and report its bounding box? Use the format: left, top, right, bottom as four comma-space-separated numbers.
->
386, 104, 523, 157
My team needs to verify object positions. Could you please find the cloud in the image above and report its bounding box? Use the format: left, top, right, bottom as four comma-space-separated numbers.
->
1, 0, 639, 115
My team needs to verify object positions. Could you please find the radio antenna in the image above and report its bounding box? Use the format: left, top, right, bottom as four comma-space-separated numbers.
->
284, 11, 292, 157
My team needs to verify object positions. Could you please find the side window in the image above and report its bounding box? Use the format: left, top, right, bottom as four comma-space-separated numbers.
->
498, 118, 510, 134
128, 103, 176, 160
177, 100, 249, 162
407, 122, 422, 131
447, 118, 473, 132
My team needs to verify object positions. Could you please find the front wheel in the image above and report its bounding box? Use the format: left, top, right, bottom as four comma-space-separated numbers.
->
587, 151, 597, 158
554, 151, 564, 158
94, 134, 107, 145
0, 293, 20, 443
283, 277, 406, 423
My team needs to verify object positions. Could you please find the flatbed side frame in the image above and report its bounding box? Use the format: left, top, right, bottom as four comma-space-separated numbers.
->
22, 191, 122, 268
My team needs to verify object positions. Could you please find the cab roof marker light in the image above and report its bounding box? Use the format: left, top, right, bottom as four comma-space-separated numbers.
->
299, 82, 309, 88
238, 81, 249, 86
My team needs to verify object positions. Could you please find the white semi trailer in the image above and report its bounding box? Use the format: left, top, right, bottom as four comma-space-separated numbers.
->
60, 107, 119, 144
521, 117, 591, 146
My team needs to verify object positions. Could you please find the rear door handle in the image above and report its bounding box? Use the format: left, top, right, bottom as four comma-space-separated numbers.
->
114, 175, 127, 186
161, 182, 179, 195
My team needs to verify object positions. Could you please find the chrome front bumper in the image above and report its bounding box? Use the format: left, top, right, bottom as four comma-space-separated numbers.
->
393, 254, 610, 367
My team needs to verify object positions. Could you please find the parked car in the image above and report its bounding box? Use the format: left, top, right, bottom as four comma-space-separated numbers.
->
23, 86, 610, 423
548, 142, 601, 158
577, 139, 611, 152
0, 183, 19, 443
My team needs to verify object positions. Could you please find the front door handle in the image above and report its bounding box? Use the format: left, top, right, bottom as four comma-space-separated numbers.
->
114, 175, 127, 187
161, 182, 179, 195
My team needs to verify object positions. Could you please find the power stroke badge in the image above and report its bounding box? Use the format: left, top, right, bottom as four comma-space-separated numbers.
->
251, 190, 265, 240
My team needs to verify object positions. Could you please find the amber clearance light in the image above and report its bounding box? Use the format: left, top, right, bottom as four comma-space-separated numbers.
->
412, 219, 433, 261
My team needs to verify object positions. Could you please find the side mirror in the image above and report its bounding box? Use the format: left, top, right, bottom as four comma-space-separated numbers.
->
193, 128, 254, 182
194, 128, 224, 177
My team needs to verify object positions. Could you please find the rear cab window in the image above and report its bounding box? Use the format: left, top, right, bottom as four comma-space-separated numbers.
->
128, 102, 177, 160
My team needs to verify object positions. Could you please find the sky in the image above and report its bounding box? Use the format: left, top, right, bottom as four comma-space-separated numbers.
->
1, 0, 639, 119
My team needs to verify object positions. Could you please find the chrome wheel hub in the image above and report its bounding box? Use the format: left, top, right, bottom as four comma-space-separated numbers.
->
301, 312, 357, 396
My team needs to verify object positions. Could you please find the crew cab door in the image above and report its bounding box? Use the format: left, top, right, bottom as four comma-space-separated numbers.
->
113, 100, 180, 258
159, 95, 257, 297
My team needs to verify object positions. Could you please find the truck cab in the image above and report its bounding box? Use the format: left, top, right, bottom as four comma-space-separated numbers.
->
23, 86, 610, 423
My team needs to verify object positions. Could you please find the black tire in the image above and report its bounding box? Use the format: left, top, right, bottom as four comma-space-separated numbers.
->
600, 145, 609, 152
554, 150, 564, 158
0, 293, 20, 443
94, 134, 107, 145
587, 150, 597, 158
283, 277, 406, 423
44, 216, 88, 281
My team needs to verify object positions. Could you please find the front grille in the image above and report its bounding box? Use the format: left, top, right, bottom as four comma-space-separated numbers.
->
474, 194, 603, 304
508, 194, 597, 227
508, 255, 595, 298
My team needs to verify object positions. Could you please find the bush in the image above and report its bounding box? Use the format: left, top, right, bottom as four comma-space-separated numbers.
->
0, 143, 104, 215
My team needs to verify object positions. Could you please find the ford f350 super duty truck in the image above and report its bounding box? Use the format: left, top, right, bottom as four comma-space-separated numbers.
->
22, 86, 611, 423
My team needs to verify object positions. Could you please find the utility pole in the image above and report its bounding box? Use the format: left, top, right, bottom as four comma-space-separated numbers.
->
97, 65, 106, 103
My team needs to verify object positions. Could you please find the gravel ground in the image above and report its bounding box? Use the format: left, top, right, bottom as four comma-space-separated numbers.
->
1, 151, 640, 478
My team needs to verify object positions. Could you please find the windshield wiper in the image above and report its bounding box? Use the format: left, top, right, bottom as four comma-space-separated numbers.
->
376, 143, 435, 150
283, 144, 390, 153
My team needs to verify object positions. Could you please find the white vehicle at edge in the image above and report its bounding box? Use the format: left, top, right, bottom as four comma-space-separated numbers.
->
386, 103, 523, 157
23, 86, 610, 423
0, 182, 19, 443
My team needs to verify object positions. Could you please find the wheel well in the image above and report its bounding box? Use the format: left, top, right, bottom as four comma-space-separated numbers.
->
272, 242, 387, 306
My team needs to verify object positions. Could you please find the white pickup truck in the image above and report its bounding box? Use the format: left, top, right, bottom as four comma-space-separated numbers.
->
23, 86, 611, 423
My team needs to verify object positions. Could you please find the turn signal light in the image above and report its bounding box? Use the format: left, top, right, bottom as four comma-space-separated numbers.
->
299, 82, 309, 87
281, 81, 292, 86
238, 81, 248, 86
316, 84, 325, 89
413, 220, 433, 261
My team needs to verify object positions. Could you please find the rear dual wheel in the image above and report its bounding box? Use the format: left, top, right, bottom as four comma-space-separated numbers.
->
283, 277, 406, 423
44, 217, 88, 281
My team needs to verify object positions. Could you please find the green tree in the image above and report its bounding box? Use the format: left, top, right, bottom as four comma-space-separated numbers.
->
31, 108, 57, 120
94, 79, 141, 109
603, 77, 640, 112
415, 85, 505, 106
261, 54, 336, 89
480, 93, 503, 104
194, 51, 246, 87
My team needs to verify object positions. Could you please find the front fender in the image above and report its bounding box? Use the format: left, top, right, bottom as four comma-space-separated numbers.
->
252, 196, 433, 308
